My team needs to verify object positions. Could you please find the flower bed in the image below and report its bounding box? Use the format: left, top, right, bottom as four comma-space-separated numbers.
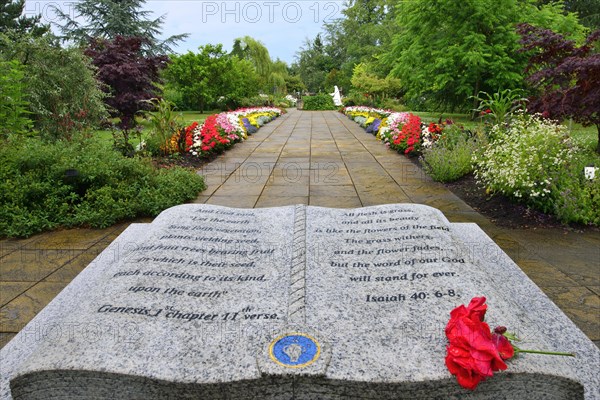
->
345, 107, 599, 226
343, 106, 442, 156
166, 107, 285, 158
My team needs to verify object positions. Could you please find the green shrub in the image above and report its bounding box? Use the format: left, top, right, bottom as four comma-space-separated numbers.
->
0, 136, 206, 237
302, 94, 337, 110
437, 124, 474, 149
421, 135, 481, 182
14, 37, 108, 140
552, 153, 600, 225
473, 113, 600, 225
238, 95, 269, 108
470, 89, 528, 125
342, 90, 370, 107
162, 85, 186, 110
0, 59, 33, 137
379, 98, 406, 112
142, 98, 182, 156
473, 113, 575, 213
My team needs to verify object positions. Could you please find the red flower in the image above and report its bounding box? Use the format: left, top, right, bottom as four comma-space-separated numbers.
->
185, 132, 194, 150
446, 296, 487, 341
492, 327, 515, 360
196, 115, 229, 154
428, 122, 443, 134
183, 122, 198, 152
392, 114, 422, 155
445, 297, 508, 390
445, 333, 506, 390
186, 121, 198, 133
446, 297, 572, 391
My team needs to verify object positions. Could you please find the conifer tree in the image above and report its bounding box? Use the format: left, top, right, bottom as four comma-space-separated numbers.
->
52, 0, 187, 54
0, 0, 49, 38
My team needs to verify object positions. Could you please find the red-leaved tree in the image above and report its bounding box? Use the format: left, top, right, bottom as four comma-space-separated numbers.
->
85, 36, 169, 132
518, 23, 600, 153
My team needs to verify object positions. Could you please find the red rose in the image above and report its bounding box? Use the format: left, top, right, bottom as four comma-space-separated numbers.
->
446, 297, 572, 390
446, 296, 487, 341
445, 320, 508, 389
445, 297, 508, 390
446, 339, 485, 390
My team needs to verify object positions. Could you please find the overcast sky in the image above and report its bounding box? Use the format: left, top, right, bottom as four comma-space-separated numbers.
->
26, 0, 345, 64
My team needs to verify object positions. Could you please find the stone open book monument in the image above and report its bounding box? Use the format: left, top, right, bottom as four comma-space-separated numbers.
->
1, 204, 599, 399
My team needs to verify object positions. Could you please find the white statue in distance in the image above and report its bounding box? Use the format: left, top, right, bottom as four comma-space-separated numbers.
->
331, 86, 343, 106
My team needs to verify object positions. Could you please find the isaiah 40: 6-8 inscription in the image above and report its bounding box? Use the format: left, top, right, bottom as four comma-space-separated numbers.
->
307, 206, 468, 309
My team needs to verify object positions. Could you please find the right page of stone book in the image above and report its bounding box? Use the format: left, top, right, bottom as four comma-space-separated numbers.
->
303, 203, 577, 385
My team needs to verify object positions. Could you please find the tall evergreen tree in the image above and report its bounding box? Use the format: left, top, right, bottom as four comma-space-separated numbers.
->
52, 0, 187, 54
0, 0, 49, 38
567, 0, 600, 29
294, 34, 333, 93
536, 0, 600, 29
336, 0, 397, 76
294, 0, 397, 93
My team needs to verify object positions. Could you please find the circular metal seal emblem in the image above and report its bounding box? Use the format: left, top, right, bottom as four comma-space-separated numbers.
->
268, 332, 321, 368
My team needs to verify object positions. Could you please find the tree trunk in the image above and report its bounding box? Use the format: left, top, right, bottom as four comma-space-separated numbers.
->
471, 80, 480, 120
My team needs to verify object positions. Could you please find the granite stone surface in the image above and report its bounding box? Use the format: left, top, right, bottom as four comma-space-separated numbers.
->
2, 204, 599, 399
302, 205, 598, 398
1, 223, 150, 400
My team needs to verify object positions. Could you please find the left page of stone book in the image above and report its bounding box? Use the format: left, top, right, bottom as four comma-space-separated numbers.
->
10, 204, 297, 395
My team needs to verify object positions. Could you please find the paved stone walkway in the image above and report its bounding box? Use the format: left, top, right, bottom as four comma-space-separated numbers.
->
1, 109, 598, 350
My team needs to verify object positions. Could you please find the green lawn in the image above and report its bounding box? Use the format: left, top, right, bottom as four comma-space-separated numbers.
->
178, 111, 213, 126
412, 111, 476, 125
94, 111, 213, 143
